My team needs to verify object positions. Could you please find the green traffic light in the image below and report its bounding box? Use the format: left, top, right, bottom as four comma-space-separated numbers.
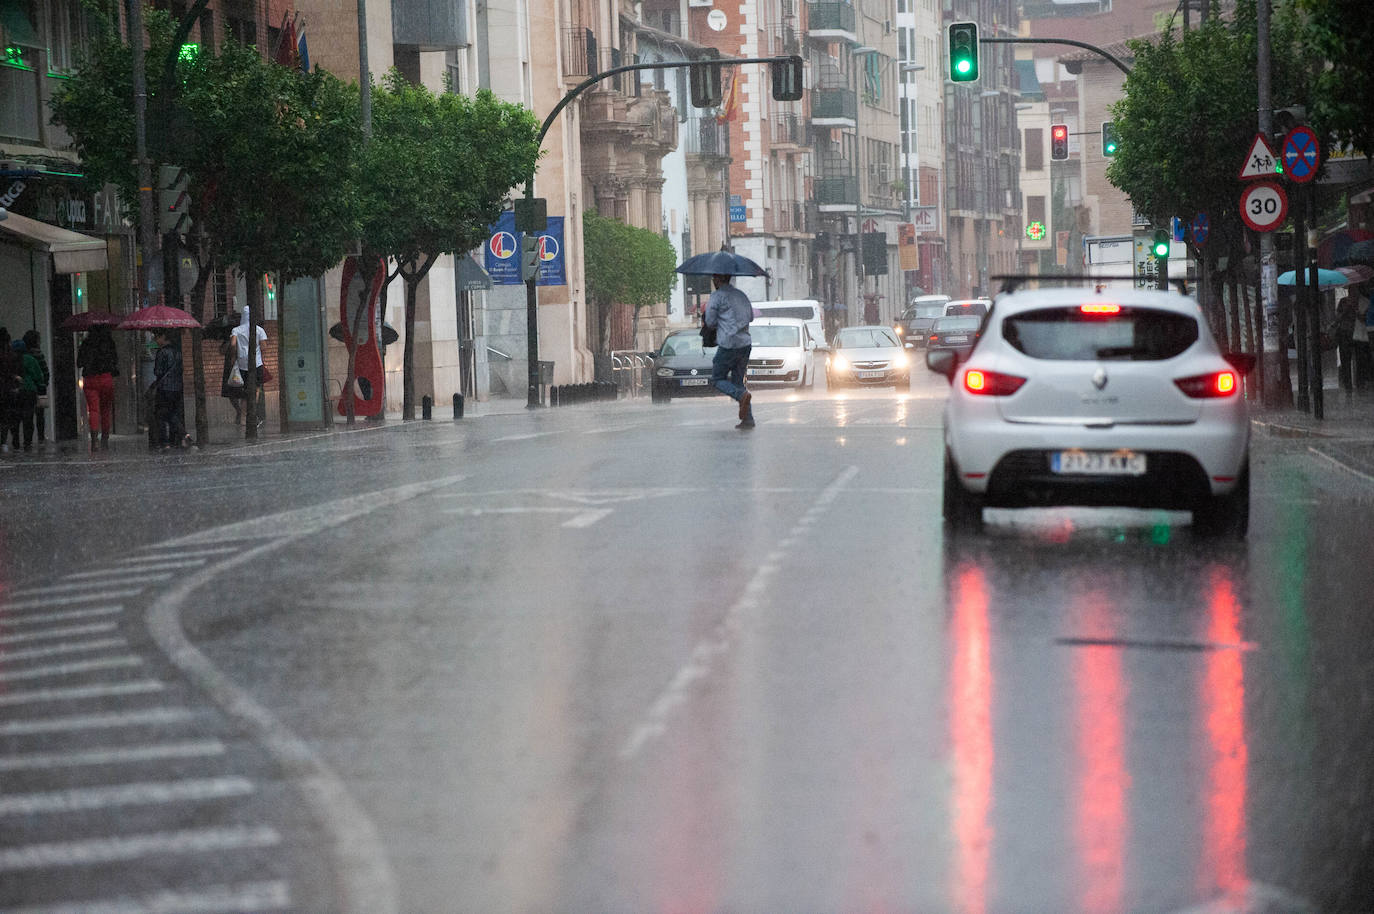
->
956, 59, 972, 74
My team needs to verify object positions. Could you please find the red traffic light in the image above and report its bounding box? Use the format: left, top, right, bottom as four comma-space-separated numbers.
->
1050, 124, 1069, 161
1051, 125, 1068, 141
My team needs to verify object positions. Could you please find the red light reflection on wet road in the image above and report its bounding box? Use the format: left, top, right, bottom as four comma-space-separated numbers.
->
1200, 565, 1248, 899
949, 563, 992, 914
1073, 590, 1127, 914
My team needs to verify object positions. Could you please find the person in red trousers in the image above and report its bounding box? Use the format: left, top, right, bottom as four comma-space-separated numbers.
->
77, 325, 119, 450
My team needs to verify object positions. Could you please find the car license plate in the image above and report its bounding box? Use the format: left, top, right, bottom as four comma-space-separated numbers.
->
680, 378, 709, 386
945, 335, 969, 343
1051, 449, 1147, 475
750, 369, 782, 376
858, 370, 884, 379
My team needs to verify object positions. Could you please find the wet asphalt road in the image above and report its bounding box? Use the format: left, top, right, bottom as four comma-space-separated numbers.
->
1, 370, 1373, 913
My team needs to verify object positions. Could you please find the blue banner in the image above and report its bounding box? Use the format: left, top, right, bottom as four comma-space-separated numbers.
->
485, 211, 566, 286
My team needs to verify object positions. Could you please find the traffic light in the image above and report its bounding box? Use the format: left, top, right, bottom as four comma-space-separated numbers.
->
157, 164, 190, 234
520, 234, 539, 281
948, 21, 979, 83
771, 55, 804, 102
1050, 124, 1069, 161
1151, 229, 1170, 259
689, 53, 723, 108
1101, 121, 1119, 157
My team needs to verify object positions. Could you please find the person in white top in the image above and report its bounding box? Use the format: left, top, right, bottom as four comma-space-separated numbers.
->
229, 307, 268, 426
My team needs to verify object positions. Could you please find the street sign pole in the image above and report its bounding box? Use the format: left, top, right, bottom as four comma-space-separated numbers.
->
1255, 0, 1288, 407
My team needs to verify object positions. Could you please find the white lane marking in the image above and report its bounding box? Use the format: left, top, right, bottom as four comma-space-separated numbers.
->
0, 826, 280, 873
562, 508, 613, 528
492, 432, 553, 442
621, 465, 859, 760
123, 547, 243, 563
140, 478, 471, 914
0, 740, 224, 773
0, 707, 196, 736
0, 591, 143, 611
6, 577, 171, 598
0, 655, 142, 683
443, 506, 612, 527
0, 777, 255, 817
0, 606, 126, 627
65, 563, 205, 580
0, 622, 119, 646
0, 637, 128, 663
1308, 445, 1374, 484
163, 474, 467, 546
0, 681, 164, 708
1, 880, 291, 914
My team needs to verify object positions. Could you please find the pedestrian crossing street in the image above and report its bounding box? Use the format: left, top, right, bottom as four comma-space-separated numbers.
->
0, 545, 298, 914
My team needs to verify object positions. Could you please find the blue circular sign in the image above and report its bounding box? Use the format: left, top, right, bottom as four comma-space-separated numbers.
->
1191, 212, 1210, 245
1282, 127, 1320, 184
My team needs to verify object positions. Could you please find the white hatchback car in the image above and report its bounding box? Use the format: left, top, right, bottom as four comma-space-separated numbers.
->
927, 286, 1254, 536
745, 317, 819, 389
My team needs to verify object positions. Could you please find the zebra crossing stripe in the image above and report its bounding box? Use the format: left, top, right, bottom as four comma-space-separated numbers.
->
0, 777, 255, 816
0, 590, 144, 611
0, 825, 281, 872
0, 637, 128, 664
0, 655, 142, 683
0, 606, 126, 627
0, 680, 165, 708
0, 707, 196, 736
66, 560, 209, 579
0, 740, 225, 773
5, 577, 171, 598
0, 622, 119, 646
0, 880, 290, 914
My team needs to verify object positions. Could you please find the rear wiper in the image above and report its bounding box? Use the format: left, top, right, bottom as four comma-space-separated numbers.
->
1095, 346, 1149, 359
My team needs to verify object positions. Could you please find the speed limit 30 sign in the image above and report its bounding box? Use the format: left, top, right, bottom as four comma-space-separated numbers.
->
1239, 180, 1288, 233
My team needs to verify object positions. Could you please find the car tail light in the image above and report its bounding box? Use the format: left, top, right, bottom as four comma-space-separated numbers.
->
1081, 303, 1121, 314
928, 334, 939, 344
964, 368, 1026, 396
1174, 370, 1239, 398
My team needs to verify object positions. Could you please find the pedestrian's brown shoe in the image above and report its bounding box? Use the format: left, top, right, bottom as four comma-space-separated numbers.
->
738, 390, 751, 421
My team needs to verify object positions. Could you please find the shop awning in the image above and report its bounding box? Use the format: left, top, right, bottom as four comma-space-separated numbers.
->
456, 253, 492, 291
0, 211, 108, 274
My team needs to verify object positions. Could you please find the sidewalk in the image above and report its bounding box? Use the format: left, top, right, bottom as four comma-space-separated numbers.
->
0, 396, 537, 465
1250, 384, 1374, 480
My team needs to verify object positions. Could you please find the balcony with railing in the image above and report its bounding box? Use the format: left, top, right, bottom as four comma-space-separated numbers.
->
810, 87, 856, 126
562, 27, 597, 79
684, 117, 730, 160
770, 22, 803, 57
771, 114, 807, 149
772, 198, 807, 234
814, 165, 858, 210
807, 2, 857, 43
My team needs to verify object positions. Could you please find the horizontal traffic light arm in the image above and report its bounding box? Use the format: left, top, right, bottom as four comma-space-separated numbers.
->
976, 36, 1130, 77
535, 55, 802, 148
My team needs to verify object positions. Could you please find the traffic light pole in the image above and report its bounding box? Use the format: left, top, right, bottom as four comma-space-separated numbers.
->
520, 54, 802, 408
977, 37, 1131, 77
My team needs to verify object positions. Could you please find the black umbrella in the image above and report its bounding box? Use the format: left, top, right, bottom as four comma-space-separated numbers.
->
675, 250, 767, 277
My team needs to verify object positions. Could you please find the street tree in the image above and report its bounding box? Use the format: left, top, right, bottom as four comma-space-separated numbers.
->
358, 71, 540, 420
582, 209, 679, 356
51, 11, 364, 440
1297, 0, 1374, 155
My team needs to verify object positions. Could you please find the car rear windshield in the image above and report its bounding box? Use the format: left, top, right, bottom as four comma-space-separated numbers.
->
660, 335, 705, 356
751, 325, 801, 347
755, 306, 815, 320
902, 306, 946, 320
1002, 307, 1199, 361
932, 316, 981, 332
835, 328, 899, 348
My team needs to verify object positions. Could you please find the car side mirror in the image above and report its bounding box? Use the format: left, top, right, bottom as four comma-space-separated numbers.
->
926, 349, 957, 381
1224, 352, 1256, 374
806, 340, 817, 351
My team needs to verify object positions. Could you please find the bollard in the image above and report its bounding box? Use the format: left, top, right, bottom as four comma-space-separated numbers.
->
551, 385, 560, 407
421, 395, 432, 420
453, 393, 464, 419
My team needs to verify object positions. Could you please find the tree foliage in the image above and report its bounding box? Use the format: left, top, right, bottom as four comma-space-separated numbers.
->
358, 70, 540, 418
582, 209, 679, 352
1298, 0, 1374, 154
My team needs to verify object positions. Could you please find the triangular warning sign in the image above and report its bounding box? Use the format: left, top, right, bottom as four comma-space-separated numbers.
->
1239, 133, 1280, 180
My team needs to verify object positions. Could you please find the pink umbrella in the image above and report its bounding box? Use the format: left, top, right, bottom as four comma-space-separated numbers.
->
116, 304, 202, 331
1338, 264, 1374, 285
60, 310, 124, 331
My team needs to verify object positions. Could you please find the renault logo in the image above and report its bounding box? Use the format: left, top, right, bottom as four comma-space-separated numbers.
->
1092, 368, 1109, 390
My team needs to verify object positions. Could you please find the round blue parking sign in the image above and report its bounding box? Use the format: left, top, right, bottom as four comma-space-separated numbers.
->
1191, 212, 1210, 245
1282, 126, 1320, 184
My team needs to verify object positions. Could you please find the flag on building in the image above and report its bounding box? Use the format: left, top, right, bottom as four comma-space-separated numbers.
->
716, 71, 741, 124
296, 21, 309, 73
275, 17, 299, 68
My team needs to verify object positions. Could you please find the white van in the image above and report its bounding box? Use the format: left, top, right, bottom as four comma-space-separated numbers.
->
753, 299, 824, 347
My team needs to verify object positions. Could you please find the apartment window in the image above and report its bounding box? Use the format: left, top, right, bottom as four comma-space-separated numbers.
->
48, 0, 89, 73
1024, 127, 1043, 170
1027, 195, 1046, 225
1, 0, 41, 69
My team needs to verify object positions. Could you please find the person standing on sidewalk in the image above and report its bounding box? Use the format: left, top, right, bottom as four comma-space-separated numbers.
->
0, 328, 22, 454
11, 338, 42, 450
704, 273, 756, 429
1332, 290, 1359, 395
77, 325, 119, 450
152, 330, 190, 450
21, 331, 49, 443
230, 308, 268, 429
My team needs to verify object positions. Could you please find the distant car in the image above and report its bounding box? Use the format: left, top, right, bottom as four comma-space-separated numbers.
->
752, 300, 825, 350
927, 285, 1253, 536
895, 295, 950, 348
826, 325, 910, 389
651, 330, 717, 403
926, 315, 984, 360
746, 317, 818, 389
944, 298, 991, 318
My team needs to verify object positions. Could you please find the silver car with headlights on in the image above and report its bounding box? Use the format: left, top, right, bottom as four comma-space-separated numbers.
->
826, 326, 911, 389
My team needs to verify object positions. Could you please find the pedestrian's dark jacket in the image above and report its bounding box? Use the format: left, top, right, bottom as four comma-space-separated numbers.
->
16, 349, 43, 394
154, 342, 183, 393
0, 348, 19, 398
25, 347, 49, 393
77, 329, 119, 377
